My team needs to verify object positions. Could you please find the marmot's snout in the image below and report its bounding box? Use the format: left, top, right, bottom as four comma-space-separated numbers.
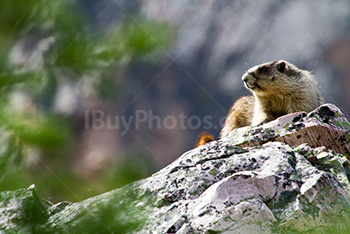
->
242, 73, 249, 83
242, 72, 258, 90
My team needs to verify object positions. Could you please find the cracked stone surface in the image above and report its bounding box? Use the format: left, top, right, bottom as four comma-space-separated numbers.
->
1, 104, 350, 233
221, 104, 350, 155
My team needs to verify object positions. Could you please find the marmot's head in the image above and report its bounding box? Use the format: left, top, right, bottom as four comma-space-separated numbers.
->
242, 60, 307, 96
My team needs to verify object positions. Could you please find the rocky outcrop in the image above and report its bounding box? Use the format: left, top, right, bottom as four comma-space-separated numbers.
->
222, 104, 350, 155
1, 104, 350, 233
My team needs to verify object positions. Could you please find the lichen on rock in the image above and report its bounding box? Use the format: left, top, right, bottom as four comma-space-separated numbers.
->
1, 104, 350, 233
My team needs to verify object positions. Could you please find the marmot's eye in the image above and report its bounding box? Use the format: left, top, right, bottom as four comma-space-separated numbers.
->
260, 66, 268, 72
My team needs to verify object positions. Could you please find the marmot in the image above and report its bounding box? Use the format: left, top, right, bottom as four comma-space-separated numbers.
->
196, 60, 324, 147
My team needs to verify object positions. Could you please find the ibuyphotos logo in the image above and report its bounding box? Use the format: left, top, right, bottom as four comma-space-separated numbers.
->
85, 110, 225, 135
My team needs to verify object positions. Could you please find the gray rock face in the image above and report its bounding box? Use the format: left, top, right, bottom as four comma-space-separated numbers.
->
222, 103, 350, 155
1, 104, 350, 233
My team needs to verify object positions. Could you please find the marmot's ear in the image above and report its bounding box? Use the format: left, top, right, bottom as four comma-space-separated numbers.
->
277, 61, 286, 73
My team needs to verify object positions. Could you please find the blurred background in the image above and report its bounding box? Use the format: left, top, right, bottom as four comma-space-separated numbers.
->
1, 0, 350, 202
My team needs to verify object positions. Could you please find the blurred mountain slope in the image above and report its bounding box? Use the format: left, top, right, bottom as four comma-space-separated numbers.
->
88, 0, 350, 166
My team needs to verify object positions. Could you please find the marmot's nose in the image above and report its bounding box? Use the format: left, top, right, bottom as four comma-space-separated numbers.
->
242, 73, 250, 83
242, 72, 257, 83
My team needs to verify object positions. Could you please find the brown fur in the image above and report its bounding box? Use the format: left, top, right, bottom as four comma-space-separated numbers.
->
195, 132, 215, 147
220, 96, 255, 138
196, 60, 324, 147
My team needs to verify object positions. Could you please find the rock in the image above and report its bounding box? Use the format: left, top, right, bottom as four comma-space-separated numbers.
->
221, 104, 350, 155
0, 185, 51, 233
1, 104, 350, 233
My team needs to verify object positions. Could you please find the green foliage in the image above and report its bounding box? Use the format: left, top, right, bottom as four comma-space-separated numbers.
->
0, 113, 69, 149
0, 0, 171, 203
